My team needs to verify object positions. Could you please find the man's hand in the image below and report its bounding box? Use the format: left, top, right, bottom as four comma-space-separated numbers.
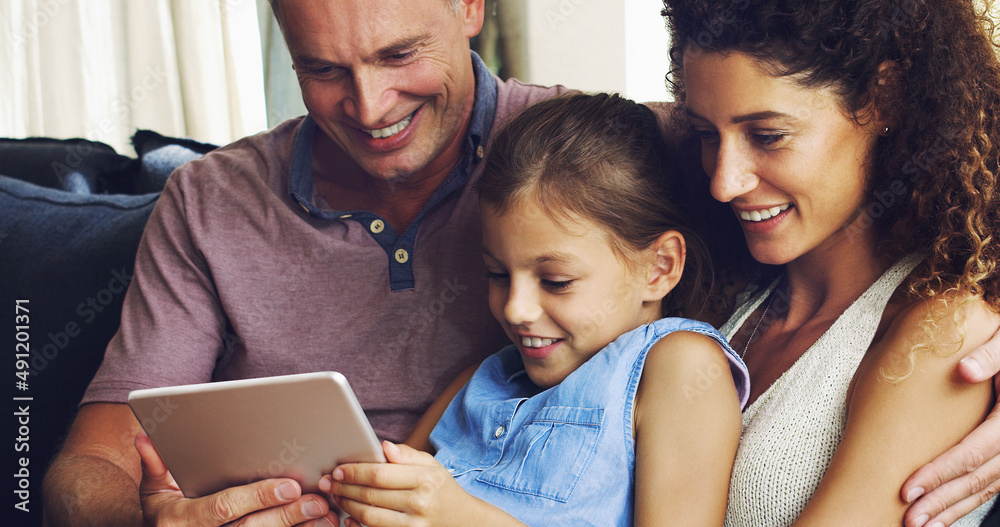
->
900, 333, 1000, 527
136, 432, 338, 526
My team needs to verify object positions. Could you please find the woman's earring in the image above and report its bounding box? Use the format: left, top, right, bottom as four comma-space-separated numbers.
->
882, 126, 891, 135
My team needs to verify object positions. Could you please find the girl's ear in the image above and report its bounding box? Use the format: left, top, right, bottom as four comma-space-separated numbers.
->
642, 231, 686, 302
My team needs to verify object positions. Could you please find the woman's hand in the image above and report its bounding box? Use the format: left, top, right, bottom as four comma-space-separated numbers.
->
135, 432, 337, 526
901, 333, 1000, 527
321, 441, 524, 527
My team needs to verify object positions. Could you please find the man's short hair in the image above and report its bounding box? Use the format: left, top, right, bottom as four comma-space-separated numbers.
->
269, 0, 463, 26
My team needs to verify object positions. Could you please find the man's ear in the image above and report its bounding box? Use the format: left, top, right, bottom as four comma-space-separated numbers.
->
459, 0, 486, 39
642, 231, 686, 302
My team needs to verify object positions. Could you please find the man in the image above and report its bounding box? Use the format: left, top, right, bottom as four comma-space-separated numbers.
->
41, 0, 1000, 525
42, 1, 563, 525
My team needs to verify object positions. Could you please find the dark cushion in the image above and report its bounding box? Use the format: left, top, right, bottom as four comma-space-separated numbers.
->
0, 175, 159, 525
0, 137, 138, 194
132, 130, 218, 194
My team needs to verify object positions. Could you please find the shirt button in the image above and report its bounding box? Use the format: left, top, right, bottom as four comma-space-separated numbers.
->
476, 145, 485, 160
493, 425, 505, 438
370, 219, 384, 233
394, 248, 409, 263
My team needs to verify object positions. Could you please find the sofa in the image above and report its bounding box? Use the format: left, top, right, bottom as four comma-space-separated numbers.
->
0, 131, 216, 526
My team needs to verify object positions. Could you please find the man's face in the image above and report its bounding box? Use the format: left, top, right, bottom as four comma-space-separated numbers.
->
278, 0, 483, 181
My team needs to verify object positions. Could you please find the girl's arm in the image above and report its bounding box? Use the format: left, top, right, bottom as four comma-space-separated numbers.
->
794, 295, 999, 526
404, 363, 479, 452
634, 330, 743, 527
321, 441, 526, 527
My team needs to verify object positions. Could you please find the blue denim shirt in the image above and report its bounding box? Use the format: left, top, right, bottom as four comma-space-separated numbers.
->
431, 318, 750, 526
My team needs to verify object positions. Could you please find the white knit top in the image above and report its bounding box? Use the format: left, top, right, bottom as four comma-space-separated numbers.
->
720, 254, 995, 526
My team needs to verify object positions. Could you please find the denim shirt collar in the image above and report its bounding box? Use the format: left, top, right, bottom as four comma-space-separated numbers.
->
288, 51, 499, 217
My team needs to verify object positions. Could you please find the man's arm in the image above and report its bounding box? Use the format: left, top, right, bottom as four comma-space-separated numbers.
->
43, 403, 336, 527
43, 404, 144, 525
901, 333, 1000, 527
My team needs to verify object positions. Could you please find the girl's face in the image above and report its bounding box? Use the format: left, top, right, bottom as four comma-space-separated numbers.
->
683, 50, 881, 266
481, 198, 662, 389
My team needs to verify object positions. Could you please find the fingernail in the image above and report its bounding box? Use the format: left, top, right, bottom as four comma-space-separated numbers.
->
929, 522, 945, 527
276, 482, 298, 501
961, 357, 984, 379
332, 467, 345, 481
318, 475, 332, 492
316, 518, 335, 527
385, 441, 399, 455
913, 513, 929, 527
905, 486, 925, 503
302, 499, 324, 518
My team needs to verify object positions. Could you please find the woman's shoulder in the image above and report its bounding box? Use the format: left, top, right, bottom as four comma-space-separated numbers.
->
864, 290, 1000, 384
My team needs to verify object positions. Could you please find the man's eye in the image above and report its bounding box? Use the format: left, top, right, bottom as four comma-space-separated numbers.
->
753, 133, 787, 146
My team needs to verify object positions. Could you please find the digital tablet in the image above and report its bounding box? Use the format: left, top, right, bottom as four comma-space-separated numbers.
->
127, 371, 385, 498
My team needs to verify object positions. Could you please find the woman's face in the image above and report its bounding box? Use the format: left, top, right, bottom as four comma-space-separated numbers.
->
683, 50, 881, 266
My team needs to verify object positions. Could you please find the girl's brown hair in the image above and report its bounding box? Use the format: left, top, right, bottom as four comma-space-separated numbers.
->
477, 93, 713, 319
663, 0, 1000, 309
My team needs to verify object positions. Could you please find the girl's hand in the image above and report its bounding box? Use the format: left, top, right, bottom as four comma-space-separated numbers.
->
321, 441, 514, 527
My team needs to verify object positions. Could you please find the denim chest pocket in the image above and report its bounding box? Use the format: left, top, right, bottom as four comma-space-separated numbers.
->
477, 406, 604, 502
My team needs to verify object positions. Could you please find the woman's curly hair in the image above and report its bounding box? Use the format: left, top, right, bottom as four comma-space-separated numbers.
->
662, 0, 1000, 310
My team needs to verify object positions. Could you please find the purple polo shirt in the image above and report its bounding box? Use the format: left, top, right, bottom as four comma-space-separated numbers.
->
83, 54, 567, 442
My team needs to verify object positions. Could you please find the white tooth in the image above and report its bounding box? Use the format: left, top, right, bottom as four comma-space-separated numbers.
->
769, 206, 782, 217
366, 114, 413, 139
750, 211, 762, 222
740, 211, 751, 221
531, 337, 542, 347
521, 337, 531, 347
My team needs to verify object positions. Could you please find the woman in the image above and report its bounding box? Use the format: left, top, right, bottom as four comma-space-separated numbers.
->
662, 0, 1000, 525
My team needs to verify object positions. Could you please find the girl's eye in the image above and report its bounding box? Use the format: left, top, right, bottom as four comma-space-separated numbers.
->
542, 279, 573, 291
486, 271, 509, 285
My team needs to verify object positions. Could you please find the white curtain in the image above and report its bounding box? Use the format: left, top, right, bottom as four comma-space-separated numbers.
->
1, 0, 270, 154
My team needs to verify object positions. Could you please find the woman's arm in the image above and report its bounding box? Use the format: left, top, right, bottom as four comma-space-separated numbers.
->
902, 333, 1000, 526
794, 296, 999, 526
634, 331, 743, 527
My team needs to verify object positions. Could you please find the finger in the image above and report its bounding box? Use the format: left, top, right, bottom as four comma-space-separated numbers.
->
231, 493, 333, 527
903, 450, 1000, 527
382, 441, 439, 467
190, 479, 308, 525
135, 431, 179, 493
957, 330, 1000, 382
902, 410, 1000, 501
333, 461, 424, 490
919, 491, 999, 527
337, 495, 410, 527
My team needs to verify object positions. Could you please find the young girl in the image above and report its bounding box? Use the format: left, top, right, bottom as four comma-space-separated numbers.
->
320, 93, 750, 526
